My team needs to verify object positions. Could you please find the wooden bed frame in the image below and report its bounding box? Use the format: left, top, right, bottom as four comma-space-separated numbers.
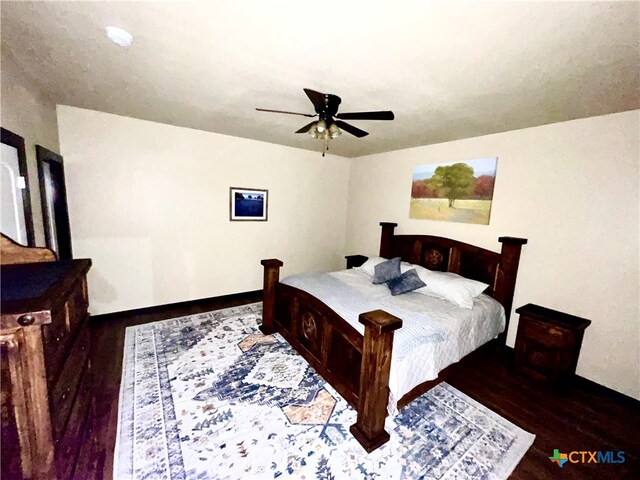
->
260, 222, 527, 452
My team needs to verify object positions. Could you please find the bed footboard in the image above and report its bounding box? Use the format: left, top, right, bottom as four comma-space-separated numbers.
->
260, 259, 402, 452
350, 309, 402, 452
259, 259, 283, 335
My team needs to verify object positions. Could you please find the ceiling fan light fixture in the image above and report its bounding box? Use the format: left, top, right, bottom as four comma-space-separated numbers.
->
328, 123, 341, 139
257, 88, 393, 154
309, 125, 320, 139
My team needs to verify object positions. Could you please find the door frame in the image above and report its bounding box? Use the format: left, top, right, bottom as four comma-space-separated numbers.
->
1, 127, 35, 246
36, 145, 73, 259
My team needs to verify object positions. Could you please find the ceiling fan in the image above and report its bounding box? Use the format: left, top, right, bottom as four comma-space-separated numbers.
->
256, 88, 394, 155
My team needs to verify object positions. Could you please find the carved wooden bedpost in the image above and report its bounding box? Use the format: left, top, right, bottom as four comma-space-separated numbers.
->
379, 222, 398, 258
260, 259, 283, 335
350, 309, 403, 452
496, 237, 528, 343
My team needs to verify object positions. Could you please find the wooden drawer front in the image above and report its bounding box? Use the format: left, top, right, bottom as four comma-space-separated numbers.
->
55, 362, 91, 480
65, 279, 89, 333
50, 323, 90, 441
518, 340, 564, 379
42, 305, 72, 385
42, 285, 89, 386
520, 318, 573, 348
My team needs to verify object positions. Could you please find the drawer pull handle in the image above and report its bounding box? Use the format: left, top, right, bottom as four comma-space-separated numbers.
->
61, 391, 68, 400
56, 336, 61, 342
549, 328, 563, 336
17, 314, 35, 326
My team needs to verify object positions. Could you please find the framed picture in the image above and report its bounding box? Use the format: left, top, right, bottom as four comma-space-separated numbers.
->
410, 157, 497, 225
230, 187, 268, 221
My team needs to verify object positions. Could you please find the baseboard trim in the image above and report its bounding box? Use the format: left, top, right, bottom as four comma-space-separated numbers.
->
91, 289, 263, 322
502, 345, 640, 408
572, 375, 640, 408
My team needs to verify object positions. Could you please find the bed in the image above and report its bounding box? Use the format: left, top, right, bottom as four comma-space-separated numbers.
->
260, 222, 527, 452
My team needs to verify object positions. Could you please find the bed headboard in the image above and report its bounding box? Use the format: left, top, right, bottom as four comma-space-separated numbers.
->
378, 222, 527, 338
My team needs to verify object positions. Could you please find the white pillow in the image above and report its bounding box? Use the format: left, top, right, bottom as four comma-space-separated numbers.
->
400, 261, 415, 273
409, 264, 489, 309
355, 256, 387, 276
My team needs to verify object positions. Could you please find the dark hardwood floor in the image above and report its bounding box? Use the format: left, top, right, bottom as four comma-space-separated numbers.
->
447, 349, 639, 479
81, 294, 639, 479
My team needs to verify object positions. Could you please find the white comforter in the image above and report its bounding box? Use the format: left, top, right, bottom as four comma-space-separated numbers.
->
283, 269, 505, 414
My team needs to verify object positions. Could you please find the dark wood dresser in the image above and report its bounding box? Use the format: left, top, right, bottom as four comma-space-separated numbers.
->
1, 258, 92, 479
514, 303, 591, 393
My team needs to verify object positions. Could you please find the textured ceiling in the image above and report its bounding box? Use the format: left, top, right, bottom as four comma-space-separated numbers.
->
1, 1, 639, 157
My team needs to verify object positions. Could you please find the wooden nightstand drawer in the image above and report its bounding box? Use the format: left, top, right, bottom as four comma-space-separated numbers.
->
518, 344, 563, 379
520, 318, 572, 348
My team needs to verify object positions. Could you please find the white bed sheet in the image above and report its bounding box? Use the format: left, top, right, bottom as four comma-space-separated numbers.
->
328, 269, 505, 414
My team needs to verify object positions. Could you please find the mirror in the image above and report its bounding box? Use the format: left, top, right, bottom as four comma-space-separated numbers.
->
1, 127, 35, 246
37, 145, 72, 259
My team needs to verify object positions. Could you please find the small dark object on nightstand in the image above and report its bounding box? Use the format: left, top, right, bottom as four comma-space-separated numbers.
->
345, 255, 368, 269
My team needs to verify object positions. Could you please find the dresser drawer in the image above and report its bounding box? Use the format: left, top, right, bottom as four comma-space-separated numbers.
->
55, 361, 92, 479
50, 322, 90, 440
42, 283, 90, 386
65, 278, 89, 333
519, 317, 572, 348
42, 304, 73, 385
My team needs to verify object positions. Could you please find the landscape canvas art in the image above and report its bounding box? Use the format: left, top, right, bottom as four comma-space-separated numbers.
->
410, 157, 497, 225
230, 187, 268, 221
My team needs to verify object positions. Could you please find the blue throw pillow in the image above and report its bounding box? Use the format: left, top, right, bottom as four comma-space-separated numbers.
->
387, 269, 427, 296
372, 257, 402, 285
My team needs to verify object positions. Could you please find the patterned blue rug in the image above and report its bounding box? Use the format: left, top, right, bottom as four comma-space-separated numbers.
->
115, 303, 534, 479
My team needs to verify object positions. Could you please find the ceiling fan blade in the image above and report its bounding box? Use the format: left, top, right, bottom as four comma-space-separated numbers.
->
336, 111, 395, 121
256, 108, 316, 118
295, 122, 316, 134
334, 120, 369, 138
303, 88, 326, 114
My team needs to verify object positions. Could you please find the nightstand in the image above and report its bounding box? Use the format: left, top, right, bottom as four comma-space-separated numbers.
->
514, 303, 591, 393
345, 254, 368, 269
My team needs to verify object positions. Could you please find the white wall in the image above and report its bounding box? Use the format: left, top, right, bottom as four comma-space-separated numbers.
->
57, 106, 350, 316
345, 111, 640, 400
57, 104, 639, 399
1, 49, 60, 246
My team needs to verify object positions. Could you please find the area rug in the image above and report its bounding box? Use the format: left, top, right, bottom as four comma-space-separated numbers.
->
114, 302, 534, 480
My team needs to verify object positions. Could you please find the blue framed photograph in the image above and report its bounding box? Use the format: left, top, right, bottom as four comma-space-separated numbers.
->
230, 187, 268, 221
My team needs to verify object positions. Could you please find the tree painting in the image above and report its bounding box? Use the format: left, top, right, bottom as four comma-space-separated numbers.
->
410, 158, 497, 225
428, 163, 475, 207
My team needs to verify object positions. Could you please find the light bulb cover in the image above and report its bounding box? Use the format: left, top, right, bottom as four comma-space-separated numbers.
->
316, 119, 327, 133
106, 26, 133, 47
328, 123, 341, 139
